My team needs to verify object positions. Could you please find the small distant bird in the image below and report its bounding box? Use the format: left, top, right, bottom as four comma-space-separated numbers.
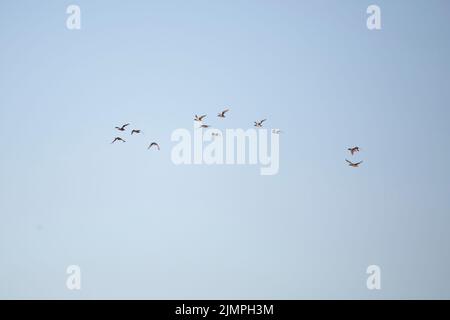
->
254, 119, 266, 128
346, 159, 363, 167
131, 129, 141, 135
212, 132, 221, 138
115, 123, 130, 131
111, 137, 126, 144
217, 109, 229, 118
272, 129, 283, 134
194, 115, 207, 122
348, 146, 360, 155
199, 124, 211, 129
148, 142, 160, 150
147, 142, 161, 150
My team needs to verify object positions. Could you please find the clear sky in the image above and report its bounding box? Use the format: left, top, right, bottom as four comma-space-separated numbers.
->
1, 0, 450, 299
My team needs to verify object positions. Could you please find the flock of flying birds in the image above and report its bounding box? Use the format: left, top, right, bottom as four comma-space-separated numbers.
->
194, 109, 282, 134
110, 108, 279, 150
346, 146, 363, 168
111, 124, 160, 150
111, 108, 362, 168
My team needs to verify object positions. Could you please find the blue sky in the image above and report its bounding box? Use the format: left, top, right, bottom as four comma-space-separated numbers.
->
1, 0, 450, 299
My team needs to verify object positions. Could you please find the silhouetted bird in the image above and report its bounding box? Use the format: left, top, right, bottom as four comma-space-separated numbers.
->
348, 146, 360, 155
111, 137, 126, 144
148, 142, 160, 150
194, 115, 207, 122
346, 159, 363, 167
254, 119, 266, 128
217, 109, 229, 118
115, 123, 130, 131
131, 129, 141, 135
199, 124, 211, 129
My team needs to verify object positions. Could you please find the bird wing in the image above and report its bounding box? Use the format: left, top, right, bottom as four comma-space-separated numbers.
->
199, 115, 207, 120
223, 109, 229, 114
261, 119, 267, 123
345, 159, 353, 164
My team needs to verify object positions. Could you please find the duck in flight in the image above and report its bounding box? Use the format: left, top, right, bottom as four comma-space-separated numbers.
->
346, 159, 363, 167
115, 123, 130, 131
217, 109, 229, 118
254, 119, 266, 128
148, 142, 160, 150
111, 137, 126, 144
131, 129, 141, 135
348, 146, 360, 155
194, 115, 207, 122
198, 124, 211, 129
